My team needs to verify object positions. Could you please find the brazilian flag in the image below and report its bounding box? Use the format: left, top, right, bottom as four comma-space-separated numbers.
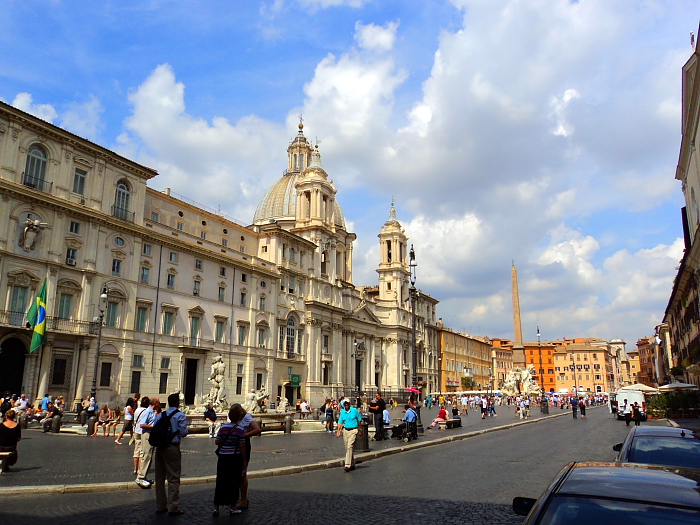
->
26, 279, 47, 353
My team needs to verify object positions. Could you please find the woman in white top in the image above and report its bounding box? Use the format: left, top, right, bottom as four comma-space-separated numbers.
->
115, 398, 135, 444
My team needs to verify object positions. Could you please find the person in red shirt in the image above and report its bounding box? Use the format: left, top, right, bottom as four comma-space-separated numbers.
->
427, 406, 448, 429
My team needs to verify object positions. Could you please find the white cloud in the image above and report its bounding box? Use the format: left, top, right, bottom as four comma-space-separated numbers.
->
120, 64, 288, 221
60, 96, 104, 141
12, 93, 58, 123
354, 21, 398, 52
549, 88, 581, 137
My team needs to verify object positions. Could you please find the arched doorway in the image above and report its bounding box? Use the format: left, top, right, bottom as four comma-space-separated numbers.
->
0, 338, 26, 395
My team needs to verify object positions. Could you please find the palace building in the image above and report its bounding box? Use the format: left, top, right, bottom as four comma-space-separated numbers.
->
0, 102, 439, 408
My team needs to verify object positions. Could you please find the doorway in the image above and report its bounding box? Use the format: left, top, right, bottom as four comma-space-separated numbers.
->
184, 358, 198, 405
284, 385, 294, 405
0, 338, 26, 395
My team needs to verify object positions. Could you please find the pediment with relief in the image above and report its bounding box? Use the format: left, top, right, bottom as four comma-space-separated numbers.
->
7, 269, 40, 287
111, 249, 127, 260
65, 237, 83, 249
73, 155, 94, 168
350, 304, 381, 324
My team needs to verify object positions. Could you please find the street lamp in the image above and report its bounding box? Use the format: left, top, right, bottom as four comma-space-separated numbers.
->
408, 244, 423, 429
537, 327, 549, 414
90, 287, 109, 401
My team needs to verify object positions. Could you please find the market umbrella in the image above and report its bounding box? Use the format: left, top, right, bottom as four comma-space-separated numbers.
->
658, 382, 699, 392
619, 383, 659, 393
404, 388, 421, 393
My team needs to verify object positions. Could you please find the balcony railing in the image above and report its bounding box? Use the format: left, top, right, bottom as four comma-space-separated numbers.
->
0, 310, 93, 334
112, 205, 135, 222
276, 351, 305, 361
22, 172, 53, 193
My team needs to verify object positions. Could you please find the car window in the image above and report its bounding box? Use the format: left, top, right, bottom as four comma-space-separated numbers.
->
538, 496, 700, 524
628, 436, 700, 469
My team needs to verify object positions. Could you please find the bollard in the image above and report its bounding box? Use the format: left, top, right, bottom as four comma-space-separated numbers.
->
86, 415, 97, 436
79, 410, 88, 426
51, 416, 62, 434
18, 412, 28, 429
313, 408, 320, 420
284, 415, 293, 434
354, 417, 370, 453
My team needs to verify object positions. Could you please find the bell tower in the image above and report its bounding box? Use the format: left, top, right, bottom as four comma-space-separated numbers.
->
376, 203, 410, 304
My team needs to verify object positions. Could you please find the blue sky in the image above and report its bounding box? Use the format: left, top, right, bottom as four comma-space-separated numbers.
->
2, 0, 698, 345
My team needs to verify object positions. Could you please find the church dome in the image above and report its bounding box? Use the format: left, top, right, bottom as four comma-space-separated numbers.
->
253, 171, 346, 228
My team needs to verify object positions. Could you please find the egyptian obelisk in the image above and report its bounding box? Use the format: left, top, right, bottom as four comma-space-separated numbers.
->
511, 261, 526, 367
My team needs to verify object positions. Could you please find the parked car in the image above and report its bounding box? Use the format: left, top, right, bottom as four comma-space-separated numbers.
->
512, 462, 700, 524
613, 426, 700, 469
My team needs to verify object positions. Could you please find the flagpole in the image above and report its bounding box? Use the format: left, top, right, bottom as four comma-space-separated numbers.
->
34, 343, 45, 402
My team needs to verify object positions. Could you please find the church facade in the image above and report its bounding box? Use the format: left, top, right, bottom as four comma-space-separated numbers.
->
0, 102, 439, 408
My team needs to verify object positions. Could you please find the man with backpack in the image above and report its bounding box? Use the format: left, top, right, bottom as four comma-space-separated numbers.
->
136, 397, 161, 488
152, 393, 188, 515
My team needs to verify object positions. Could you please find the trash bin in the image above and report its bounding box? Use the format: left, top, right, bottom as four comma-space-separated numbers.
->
354, 416, 370, 453
86, 415, 97, 436
51, 415, 62, 434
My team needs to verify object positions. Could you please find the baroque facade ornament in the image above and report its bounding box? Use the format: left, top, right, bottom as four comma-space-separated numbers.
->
19, 218, 48, 252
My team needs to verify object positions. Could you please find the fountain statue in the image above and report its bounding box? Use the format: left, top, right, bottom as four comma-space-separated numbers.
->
192, 355, 230, 413
501, 364, 542, 397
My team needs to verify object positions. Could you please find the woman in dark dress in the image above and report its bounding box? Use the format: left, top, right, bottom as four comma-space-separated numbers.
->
0, 409, 21, 471
212, 405, 248, 516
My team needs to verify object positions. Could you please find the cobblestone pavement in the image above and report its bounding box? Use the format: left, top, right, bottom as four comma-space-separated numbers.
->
0, 403, 568, 487
0, 407, 670, 525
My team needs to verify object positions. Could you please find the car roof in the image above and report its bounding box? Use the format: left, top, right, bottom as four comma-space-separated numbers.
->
630, 426, 698, 438
557, 462, 700, 509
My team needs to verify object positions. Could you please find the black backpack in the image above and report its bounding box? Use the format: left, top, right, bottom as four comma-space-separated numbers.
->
1, 399, 11, 414
148, 409, 179, 448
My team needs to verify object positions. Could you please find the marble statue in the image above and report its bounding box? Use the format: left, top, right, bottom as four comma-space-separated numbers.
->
19, 218, 48, 252
178, 391, 191, 414
501, 365, 542, 397
275, 396, 291, 413
243, 390, 257, 413
207, 355, 226, 409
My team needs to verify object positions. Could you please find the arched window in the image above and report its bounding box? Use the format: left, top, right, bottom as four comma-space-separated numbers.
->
24, 145, 48, 184
114, 180, 130, 219
286, 318, 296, 354
293, 154, 298, 170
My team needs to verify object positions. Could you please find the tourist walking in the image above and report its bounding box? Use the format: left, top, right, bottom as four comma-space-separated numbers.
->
115, 398, 134, 445
480, 396, 488, 419
323, 398, 334, 432
212, 405, 247, 516
336, 399, 363, 472
579, 398, 586, 419
622, 399, 632, 426
0, 409, 21, 471
136, 396, 160, 488
571, 396, 579, 419
368, 393, 386, 441
632, 402, 642, 426
153, 393, 188, 516
132, 397, 149, 475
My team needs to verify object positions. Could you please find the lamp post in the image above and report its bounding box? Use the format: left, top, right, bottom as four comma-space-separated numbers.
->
90, 287, 109, 401
537, 327, 548, 414
408, 244, 423, 429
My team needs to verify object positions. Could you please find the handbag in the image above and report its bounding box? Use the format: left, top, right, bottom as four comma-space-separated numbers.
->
214, 424, 239, 457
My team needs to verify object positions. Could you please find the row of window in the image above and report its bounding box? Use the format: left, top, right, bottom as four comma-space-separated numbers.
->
149, 212, 247, 250
557, 374, 603, 381
554, 364, 601, 371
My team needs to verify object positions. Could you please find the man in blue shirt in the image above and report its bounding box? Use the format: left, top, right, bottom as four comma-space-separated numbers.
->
153, 393, 188, 515
336, 399, 363, 472
40, 394, 51, 415
396, 404, 417, 436
136, 397, 161, 488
